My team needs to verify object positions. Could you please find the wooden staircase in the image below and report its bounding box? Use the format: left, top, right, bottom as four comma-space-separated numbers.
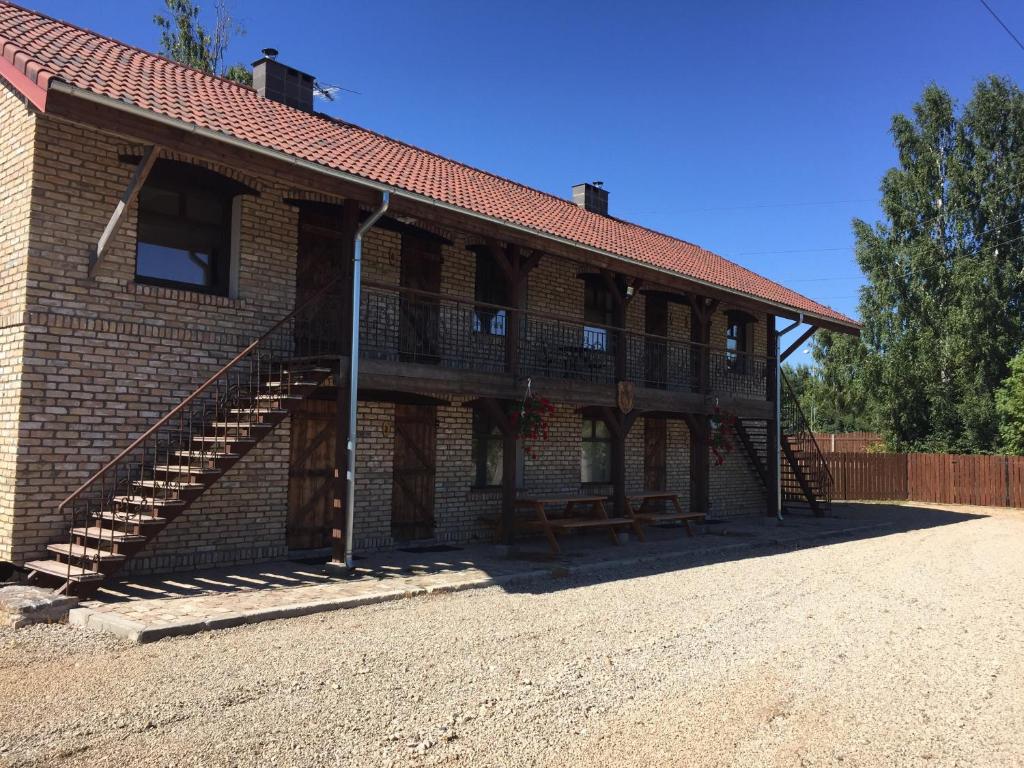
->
25, 275, 347, 597
26, 365, 332, 596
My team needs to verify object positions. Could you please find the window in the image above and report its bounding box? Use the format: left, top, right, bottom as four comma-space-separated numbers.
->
135, 160, 248, 295
726, 315, 752, 372
472, 408, 505, 487
581, 417, 612, 483
473, 251, 508, 336
583, 277, 615, 351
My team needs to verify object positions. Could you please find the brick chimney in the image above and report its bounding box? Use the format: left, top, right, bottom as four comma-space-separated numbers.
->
252, 48, 315, 112
572, 181, 609, 216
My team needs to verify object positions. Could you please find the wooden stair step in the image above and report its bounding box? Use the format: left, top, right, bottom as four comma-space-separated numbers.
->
133, 479, 206, 491
71, 526, 146, 544
191, 435, 256, 444
94, 510, 167, 525
26, 559, 106, 583
151, 464, 222, 477
207, 421, 273, 429
113, 495, 186, 508
47, 542, 127, 562
228, 408, 286, 417
172, 449, 239, 460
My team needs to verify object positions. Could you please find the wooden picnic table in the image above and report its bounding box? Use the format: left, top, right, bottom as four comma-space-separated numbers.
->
626, 491, 704, 537
512, 495, 641, 555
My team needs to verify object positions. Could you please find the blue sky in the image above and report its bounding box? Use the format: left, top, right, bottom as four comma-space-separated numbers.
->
25, 0, 1024, 324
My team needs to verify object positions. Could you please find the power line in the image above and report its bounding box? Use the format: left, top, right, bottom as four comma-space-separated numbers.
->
978, 0, 1024, 53
618, 198, 874, 215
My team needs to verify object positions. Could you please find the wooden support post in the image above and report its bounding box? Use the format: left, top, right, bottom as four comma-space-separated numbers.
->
683, 412, 710, 516
765, 314, 780, 517
690, 296, 719, 395
601, 406, 637, 517
332, 199, 361, 563
91, 144, 160, 276
601, 271, 638, 383
488, 240, 540, 378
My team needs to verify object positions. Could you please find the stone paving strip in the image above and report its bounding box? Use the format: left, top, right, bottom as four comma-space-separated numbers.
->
69, 509, 895, 643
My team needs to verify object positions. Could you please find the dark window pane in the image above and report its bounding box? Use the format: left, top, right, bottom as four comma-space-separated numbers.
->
581, 416, 612, 483
136, 243, 213, 286
134, 160, 235, 295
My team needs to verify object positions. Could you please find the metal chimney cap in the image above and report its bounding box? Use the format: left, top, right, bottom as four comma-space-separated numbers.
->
261, 47, 279, 59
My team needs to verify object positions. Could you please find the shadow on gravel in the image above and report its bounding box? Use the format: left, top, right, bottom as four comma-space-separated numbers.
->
498, 502, 988, 595
91, 502, 986, 605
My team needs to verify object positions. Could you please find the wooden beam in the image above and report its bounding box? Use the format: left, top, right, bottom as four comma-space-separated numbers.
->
780, 325, 817, 363
91, 144, 160, 275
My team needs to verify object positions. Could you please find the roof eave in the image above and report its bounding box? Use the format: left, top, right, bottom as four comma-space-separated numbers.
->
47, 80, 860, 335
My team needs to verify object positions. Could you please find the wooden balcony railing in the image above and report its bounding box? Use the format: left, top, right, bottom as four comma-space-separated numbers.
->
360, 284, 772, 400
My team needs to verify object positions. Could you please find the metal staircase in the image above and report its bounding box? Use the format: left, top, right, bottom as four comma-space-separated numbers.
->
26, 278, 347, 597
780, 371, 833, 515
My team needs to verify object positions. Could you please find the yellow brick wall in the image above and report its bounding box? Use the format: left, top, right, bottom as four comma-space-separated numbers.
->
0, 84, 35, 562
10, 113, 299, 570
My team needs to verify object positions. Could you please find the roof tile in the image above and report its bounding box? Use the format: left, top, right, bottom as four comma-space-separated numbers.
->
0, 1, 857, 328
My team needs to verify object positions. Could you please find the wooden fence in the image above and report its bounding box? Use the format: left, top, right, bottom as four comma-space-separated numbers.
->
826, 452, 1024, 507
811, 431, 882, 452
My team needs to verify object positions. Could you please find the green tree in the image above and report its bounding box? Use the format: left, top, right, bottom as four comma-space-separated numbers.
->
819, 78, 1024, 453
154, 0, 251, 85
996, 352, 1024, 454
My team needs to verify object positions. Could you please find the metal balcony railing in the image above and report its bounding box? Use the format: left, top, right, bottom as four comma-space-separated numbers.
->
360, 284, 772, 399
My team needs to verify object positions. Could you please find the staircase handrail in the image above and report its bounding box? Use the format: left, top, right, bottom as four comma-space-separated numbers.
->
57, 274, 346, 514
780, 369, 834, 487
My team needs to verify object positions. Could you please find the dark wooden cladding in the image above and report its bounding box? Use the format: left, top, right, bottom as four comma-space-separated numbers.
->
391, 404, 437, 540
644, 417, 668, 495
287, 399, 337, 550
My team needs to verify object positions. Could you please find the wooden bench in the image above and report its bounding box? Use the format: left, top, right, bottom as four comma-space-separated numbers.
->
512, 495, 642, 555
626, 492, 704, 537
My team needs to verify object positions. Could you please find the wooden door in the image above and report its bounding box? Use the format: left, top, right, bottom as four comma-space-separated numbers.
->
392, 404, 437, 540
295, 205, 350, 356
399, 236, 442, 363
644, 417, 668, 492
287, 399, 336, 550
645, 295, 668, 388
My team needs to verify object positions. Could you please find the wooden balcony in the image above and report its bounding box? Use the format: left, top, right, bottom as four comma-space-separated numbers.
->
356, 285, 773, 415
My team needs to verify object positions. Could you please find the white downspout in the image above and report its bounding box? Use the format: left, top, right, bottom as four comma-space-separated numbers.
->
775, 313, 804, 521
344, 192, 390, 569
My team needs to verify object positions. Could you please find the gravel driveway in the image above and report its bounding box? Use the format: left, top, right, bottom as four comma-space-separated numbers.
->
2, 503, 1023, 767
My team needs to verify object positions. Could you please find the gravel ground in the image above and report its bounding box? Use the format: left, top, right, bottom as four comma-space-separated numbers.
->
1, 503, 1023, 768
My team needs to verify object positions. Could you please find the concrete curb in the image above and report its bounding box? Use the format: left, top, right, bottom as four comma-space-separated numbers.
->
70, 522, 893, 643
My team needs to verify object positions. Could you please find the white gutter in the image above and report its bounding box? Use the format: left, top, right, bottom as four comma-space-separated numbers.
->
47, 81, 856, 332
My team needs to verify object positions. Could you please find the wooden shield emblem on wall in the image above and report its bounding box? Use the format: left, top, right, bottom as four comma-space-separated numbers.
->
617, 381, 635, 414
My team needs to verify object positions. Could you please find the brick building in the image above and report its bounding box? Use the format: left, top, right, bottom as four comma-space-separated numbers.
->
0, 3, 858, 594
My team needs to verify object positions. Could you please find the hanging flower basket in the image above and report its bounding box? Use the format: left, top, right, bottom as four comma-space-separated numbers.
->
511, 393, 554, 459
708, 406, 737, 466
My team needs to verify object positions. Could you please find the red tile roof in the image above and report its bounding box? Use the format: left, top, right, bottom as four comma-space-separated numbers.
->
0, 1, 857, 329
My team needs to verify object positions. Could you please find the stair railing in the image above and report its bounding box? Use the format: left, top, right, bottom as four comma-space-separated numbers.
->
56, 274, 349, 589
780, 370, 833, 510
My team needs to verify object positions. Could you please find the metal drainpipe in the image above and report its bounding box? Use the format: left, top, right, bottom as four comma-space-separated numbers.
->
344, 192, 390, 569
775, 313, 804, 521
